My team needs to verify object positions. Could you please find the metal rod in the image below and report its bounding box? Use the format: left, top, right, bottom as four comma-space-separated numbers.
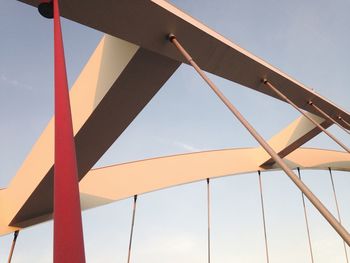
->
127, 195, 138, 263
309, 101, 350, 135
263, 79, 350, 153
207, 178, 211, 263
328, 168, 349, 263
7, 230, 19, 263
258, 171, 270, 263
339, 117, 350, 130
168, 33, 350, 245
297, 168, 315, 263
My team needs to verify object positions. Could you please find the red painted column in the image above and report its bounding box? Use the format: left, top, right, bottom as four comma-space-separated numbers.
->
53, 0, 86, 262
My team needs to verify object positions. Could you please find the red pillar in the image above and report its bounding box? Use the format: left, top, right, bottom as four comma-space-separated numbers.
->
53, 0, 86, 262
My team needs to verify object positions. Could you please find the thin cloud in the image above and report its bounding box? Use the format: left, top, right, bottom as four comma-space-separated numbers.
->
153, 136, 202, 152
172, 141, 201, 152
1, 73, 33, 90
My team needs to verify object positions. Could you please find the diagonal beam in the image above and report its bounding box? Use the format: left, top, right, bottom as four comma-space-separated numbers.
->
261, 112, 331, 167
19, 0, 350, 127
0, 34, 180, 229
263, 80, 350, 153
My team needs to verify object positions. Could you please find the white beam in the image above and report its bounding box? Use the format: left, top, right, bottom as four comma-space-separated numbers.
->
0, 34, 180, 232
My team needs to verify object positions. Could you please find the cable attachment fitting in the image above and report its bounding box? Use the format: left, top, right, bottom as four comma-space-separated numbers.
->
168, 33, 176, 41
14, 230, 19, 239
38, 1, 54, 19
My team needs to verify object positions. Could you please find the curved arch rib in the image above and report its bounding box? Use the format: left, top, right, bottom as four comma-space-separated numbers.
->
0, 147, 349, 236
79, 147, 350, 207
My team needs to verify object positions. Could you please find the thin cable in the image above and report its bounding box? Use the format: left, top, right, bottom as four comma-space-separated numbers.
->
168, 34, 350, 245
339, 117, 350, 130
309, 101, 350, 135
329, 168, 349, 263
297, 168, 315, 263
207, 178, 211, 263
7, 230, 19, 263
263, 79, 350, 154
258, 171, 270, 263
127, 195, 138, 263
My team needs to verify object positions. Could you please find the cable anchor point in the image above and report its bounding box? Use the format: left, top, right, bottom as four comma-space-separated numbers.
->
38, 1, 54, 19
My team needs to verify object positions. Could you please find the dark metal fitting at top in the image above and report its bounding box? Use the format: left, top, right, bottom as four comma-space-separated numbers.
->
168, 33, 176, 41
38, 1, 54, 19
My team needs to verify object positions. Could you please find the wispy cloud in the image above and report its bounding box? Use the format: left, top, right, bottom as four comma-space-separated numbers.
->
154, 136, 202, 152
172, 141, 201, 152
1, 73, 33, 90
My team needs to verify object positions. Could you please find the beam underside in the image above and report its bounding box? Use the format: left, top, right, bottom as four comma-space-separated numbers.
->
18, 0, 350, 127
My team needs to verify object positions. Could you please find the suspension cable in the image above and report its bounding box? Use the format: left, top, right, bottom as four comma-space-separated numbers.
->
7, 230, 19, 263
308, 101, 350, 135
258, 171, 270, 263
297, 168, 314, 263
328, 168, 349, 263
262, 79, 350, 154
127, 195, 138, 263
207, 178, 211, 263
168, 33, 350, 245
338, 116, 350, 130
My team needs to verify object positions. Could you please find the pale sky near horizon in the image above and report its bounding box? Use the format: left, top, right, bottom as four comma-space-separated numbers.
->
0, 0, 350, 262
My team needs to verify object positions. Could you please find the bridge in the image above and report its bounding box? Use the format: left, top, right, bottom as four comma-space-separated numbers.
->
1, 0, 350, 262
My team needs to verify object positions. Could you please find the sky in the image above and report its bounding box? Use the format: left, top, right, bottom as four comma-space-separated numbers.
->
0, 0, 350, 262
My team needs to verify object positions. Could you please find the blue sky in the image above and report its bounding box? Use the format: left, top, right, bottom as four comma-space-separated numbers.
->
0, 0, 350, 262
